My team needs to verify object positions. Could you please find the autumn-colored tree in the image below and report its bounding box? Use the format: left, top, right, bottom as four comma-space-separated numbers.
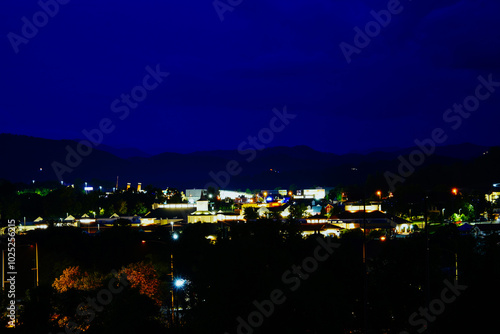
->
118, 262, 162, 305
52, 266, 103, 293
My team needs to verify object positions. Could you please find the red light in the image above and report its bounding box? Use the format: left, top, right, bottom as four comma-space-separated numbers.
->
141, 240, 146, 244
452, 188, 458, 195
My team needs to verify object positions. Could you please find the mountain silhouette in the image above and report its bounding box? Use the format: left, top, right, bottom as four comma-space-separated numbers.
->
0, 133, 494, 190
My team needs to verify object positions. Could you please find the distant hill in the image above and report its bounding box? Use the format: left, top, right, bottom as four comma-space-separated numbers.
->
93, 144, 151, 159
0, 133, 495, 190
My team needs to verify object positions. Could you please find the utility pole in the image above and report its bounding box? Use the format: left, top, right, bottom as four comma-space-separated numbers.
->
35, 243, 39, 287
171, 252, 175, 324
30, 243, 39, 287
363, 191, 368, 333
2, 250, 4, 289
424, 195, 430, 332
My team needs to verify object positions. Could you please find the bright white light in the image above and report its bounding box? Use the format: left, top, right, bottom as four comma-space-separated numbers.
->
172, 233, 179, 240
174, 279, 186, 288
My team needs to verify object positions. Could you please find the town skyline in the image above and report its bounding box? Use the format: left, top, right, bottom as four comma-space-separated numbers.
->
1, 1, 499, 332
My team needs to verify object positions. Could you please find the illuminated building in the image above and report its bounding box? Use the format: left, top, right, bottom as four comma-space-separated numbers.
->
186, 189, 207, 204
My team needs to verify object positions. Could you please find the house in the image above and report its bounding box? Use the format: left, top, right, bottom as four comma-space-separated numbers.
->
188, 199, 244, 223
328, 210, 412, 235
306, 215, 329, 224
189, 210, 243, 224
297, 223, 342, 237
344, 202, 381, 213
96, 214, 141, 227
142, 207, 196, 226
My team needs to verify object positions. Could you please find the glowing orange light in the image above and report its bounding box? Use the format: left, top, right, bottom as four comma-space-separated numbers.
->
376, 190, 382, 197
141, 240, 146, 244
452, 188, 458, 195
380, 236, 386, 241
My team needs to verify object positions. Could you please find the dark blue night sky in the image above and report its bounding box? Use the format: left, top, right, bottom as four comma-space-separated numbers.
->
1, 0, 499, 155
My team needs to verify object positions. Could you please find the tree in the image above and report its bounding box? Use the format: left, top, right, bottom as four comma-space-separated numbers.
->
118, 262, 162, 306
133, 202, 148, 215
328, 188, 343, 202
289, 204, 307, 220
243, 207, 259, 220
117, 200, 128, 215
166, 188, 183, 203
461, 202, 475, 222
52, 266, 103, 293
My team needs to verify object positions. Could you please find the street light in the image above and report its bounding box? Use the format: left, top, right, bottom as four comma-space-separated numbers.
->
174, 278, 186, 288
173, 278, 188, 324
452, 188, 458, 196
